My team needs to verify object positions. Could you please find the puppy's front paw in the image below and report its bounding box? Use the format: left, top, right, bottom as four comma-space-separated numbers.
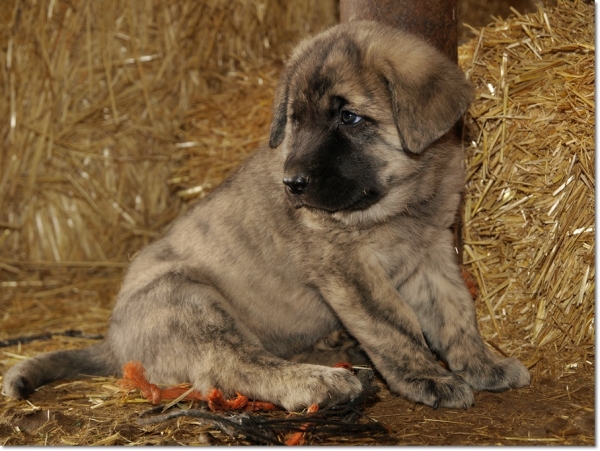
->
462, 356, 530, 392
397, 373, 474, 409
278, 366, 363, 411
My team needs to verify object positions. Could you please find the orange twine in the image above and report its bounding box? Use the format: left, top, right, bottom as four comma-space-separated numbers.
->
462, 269, 479, 300
117, 360, 357, 445
117, 361, 278, 412
284, 403, 320, 446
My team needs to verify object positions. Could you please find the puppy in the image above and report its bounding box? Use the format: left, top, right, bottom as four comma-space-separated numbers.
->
3, 21, 530, 410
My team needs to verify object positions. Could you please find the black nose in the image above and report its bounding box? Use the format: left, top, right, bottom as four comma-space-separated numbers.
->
283, 175, 309, 195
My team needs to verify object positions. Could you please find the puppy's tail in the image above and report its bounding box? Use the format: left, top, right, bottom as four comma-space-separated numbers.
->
2, 341, 119, 399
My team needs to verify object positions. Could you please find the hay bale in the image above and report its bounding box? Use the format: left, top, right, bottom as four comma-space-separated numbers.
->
0, 1, 336, 291
169, 67, 280, 201
458, 0, 594, 371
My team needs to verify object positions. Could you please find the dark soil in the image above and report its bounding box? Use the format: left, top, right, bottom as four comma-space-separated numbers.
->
0, 358, 593, 446
365, 366, 595, 445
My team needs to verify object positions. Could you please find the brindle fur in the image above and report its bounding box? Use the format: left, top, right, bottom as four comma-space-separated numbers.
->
3, 21, 530, 410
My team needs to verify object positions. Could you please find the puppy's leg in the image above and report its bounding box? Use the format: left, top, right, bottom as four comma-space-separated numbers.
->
112, 273, 362, 411
399, 230, 531, 392
318, 263, 474, 409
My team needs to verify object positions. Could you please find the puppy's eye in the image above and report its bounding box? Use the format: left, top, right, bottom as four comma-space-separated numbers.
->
340, 110, 363, 125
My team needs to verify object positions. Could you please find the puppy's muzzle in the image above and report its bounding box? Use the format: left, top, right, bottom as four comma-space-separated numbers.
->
283, 174, 309, 195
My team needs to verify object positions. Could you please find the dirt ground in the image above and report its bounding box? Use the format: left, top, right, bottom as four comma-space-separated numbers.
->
0, 345, 594, 445
366, 367, 595, 445
0, 314, 594, 446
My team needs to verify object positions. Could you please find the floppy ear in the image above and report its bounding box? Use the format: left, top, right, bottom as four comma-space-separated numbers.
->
380, 47, 474, 154
269, 71, 290, 149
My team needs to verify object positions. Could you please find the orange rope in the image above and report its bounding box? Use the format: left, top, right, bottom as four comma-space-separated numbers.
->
118, 360, 357, 445
284, 403, 320, 446
117, 361, 278, 412
462, 269, 479, 299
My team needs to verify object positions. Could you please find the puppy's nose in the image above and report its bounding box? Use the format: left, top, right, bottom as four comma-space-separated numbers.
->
283, 175, 309, 195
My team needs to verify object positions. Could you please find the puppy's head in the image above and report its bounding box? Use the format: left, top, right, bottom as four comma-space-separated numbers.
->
269, 21, 473, 225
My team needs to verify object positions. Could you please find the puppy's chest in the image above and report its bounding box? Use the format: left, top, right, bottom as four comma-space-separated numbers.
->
372, 239, 423, 282
364, 222, 435, 285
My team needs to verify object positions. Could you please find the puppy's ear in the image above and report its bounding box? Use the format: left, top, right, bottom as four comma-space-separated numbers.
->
379, 39, 474, 154
269, 71, 290, 149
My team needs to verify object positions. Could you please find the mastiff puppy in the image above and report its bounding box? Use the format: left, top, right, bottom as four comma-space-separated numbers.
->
3, 21, 530, 410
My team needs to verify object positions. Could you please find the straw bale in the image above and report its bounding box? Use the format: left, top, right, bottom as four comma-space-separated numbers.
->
168, 67, 280, 201
0, 1, 336, 294
458, 0, 594, 370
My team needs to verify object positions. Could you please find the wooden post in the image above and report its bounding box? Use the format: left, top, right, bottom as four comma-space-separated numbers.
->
340, 0, 465, 265
340, 0, 458, 61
